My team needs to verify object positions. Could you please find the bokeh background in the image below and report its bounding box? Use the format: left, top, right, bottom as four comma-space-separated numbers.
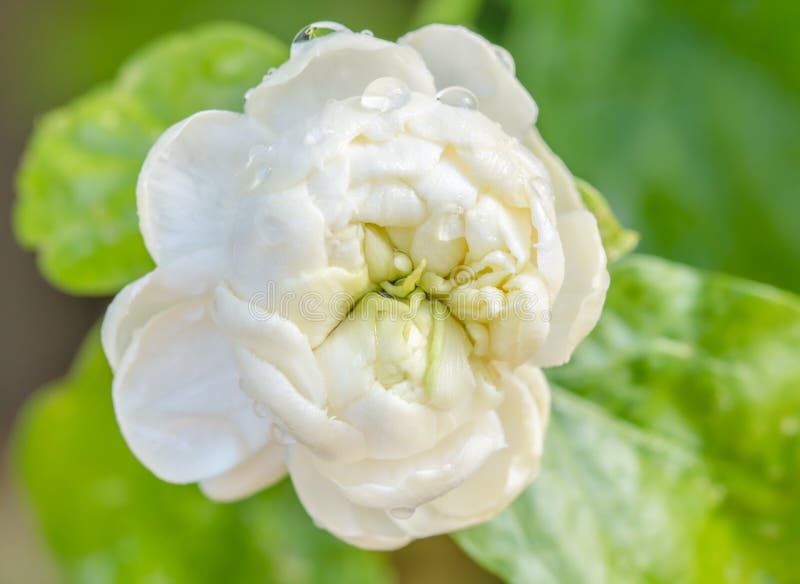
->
1, 0, 798, 582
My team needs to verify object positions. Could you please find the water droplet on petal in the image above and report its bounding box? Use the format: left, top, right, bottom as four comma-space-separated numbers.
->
436, 86, 479, 110
292, 21, 350, 54
493, 44, 515, 74
361, 77, 411, 112
253, 400, 270, 418
360, 29, 374, 37
241, 144, 273, 190
270, 423, 295, 445
390, 506, 415, 520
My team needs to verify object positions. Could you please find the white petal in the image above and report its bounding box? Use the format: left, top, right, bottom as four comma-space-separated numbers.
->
102, 250, 223, 372
137, 110, 269, 265
525, 128, 584, 213
400, 25, 537, 138
341, 387, 441, 459
235, 348, 366, 463
532, 210, 609, 367
403, 365, 549, 534
200, 444, 287, 502
245, 32, 435, 132
348, 133, 443, 185
288, 446, 412, 550
313, 411, 505, 510
113, 300, 268, 484
211, 283, 326, 405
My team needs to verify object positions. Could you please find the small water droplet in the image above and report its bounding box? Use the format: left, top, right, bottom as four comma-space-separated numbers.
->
253, 401, 270, 418
270, 424, 296, 446
493, 44, 515, 74
360, 29, 374, 37
390, 506, 415, 520
436, 86, 479, 110
361, 77, 410, 112
292, 21, 350, 53
241, 144, 273, 190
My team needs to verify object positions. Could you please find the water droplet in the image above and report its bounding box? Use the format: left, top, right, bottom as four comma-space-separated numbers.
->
253, 401, 270, 418
493, 44, 515, 74
361, 77, 410, 112
292, 21, 350, 53
241, 144, 273, 190
360, 29, 374, 37
436, 86, 479, 110
390, 507, 415, 520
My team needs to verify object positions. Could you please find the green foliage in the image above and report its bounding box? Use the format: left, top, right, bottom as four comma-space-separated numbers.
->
455, 255, 800, 582
14, 23, 287, 295
13, 327, 392, 584
497, 0, 800, 291
412, 0, 484, 27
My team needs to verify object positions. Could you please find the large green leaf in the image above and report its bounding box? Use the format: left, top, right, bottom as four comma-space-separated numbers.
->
497, 0, 800, 292
12, 326, 392, 584
455, 255, 800, 582
14, 23, 287, 295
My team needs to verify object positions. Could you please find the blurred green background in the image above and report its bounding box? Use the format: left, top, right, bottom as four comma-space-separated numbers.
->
1, 0, 798, 582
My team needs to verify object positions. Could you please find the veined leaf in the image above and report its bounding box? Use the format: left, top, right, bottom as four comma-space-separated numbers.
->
14, 23, 287, 295
455, 255, 800, 582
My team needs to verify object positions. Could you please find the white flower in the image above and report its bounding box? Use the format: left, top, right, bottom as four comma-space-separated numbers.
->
102, 23, 608, 550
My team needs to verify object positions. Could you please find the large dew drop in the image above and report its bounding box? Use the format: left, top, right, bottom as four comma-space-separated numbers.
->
436, 86, 479, 110
292, 21, 350, 54
361, 77, 411, 112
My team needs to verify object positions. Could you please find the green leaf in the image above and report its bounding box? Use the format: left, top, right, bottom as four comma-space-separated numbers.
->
14, 23, 287, 295
454, 255, 800, 582
497, 0, 800, 292
577, 178, 639, 262
12, 326, 392, 584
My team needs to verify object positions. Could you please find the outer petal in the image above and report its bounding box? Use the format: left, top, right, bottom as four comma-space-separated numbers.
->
311, 411, 505, 510
137, 110, 269, 265
427, 365, 549, 519
288, 446, 412, 550
245, 32, 435, 132
400, 25, 538, 138
399, 365, 549, 536
532, 210, 609, 367
235, 348, 367, 463
525, 128, 584, 213
200, 444, 287, 502
113, 300, 268, 484
102, 250, 223, 372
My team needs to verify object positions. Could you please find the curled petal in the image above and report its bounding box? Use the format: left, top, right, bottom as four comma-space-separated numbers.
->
113, 300, 268, 484
288, 446, 412, 550
137, 111, 269, 264
102, 250, 223, 372
212, 283, 327, 405
405, 365, 549, 533
532, 210, 609, 367
400, 25, 538, 138
200, 444, 287, 502
312, 411, 505, 510
235, 348, 366, 463
525, 128, 584, 213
